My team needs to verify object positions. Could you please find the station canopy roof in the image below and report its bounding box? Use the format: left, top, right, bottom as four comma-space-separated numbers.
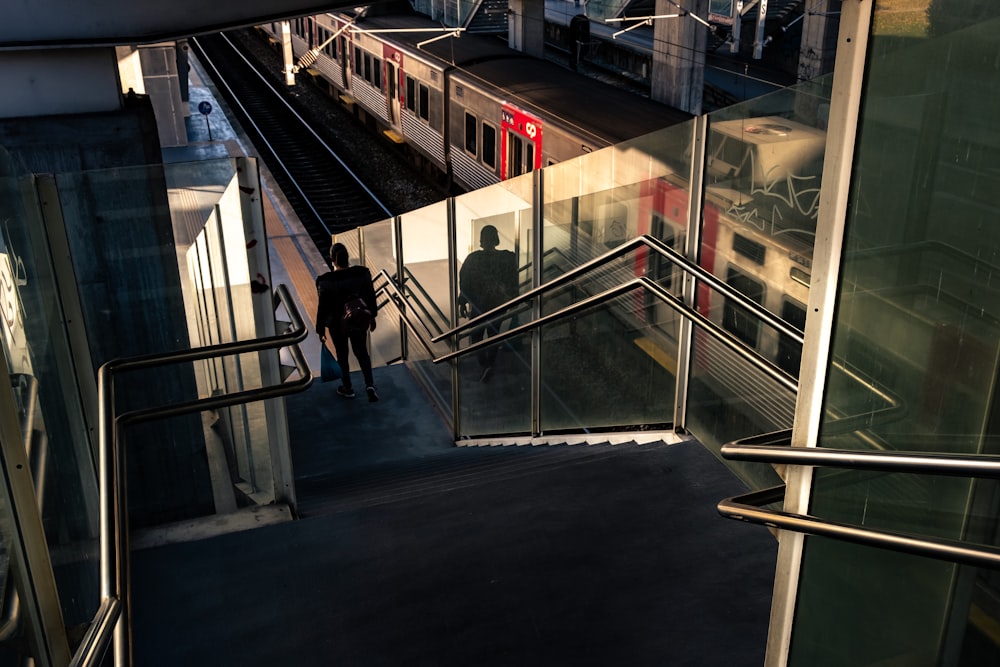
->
0, 0, 380, 49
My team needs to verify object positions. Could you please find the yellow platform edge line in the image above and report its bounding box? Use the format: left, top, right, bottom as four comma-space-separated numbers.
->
634, 337, 677, 374
383, 129, 405, 144
970, 603, 1000, 650
271, 236, 319, 330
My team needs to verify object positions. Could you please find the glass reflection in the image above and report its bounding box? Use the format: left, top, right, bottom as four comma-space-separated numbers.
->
790, 6, 1000, 666
0, 168, 93, 664
454, 174, 532, 436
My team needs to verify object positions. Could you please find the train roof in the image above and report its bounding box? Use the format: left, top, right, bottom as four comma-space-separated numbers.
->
457, 58, 692, 144
342, 12, 693, 144
346, 13, 514, 65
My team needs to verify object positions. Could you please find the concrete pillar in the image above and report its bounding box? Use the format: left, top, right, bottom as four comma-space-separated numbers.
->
508, 0, 545, 58
650, 0, 708, 115
797, 0, 841, 83
281, 20, 296, 85
139, 42, 188, 147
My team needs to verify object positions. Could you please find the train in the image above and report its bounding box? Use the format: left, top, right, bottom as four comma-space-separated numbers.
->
257, 11, 693, 193
256, 11, 960, 440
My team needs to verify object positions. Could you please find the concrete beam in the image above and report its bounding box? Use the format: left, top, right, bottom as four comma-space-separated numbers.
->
0, 0, 359, 49
0, 48, 122, 118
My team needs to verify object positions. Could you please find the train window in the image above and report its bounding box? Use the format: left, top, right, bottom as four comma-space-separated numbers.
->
482, 123, 496, 168
406, 77, 416, 113
322, 30, 336, 58
790, 267, 810, 287
525, 143, 535, 173
373, 58, 382, 89
354, 47, 362, 75
708, 134, 751, 183
418, 84, 429, 121
732, 233, 766, 265
465, 113, 477, 155
777, 299, 806, 377
723, 267, 764, 348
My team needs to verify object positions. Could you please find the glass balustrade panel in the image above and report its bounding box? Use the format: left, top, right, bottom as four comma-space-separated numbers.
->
536, 121, 695, 433
51, 160, 282, 527
790, 7, 1000, 665
537, 288, 676, 433
397, 202, 454, 422
454, 179, 532, 436
684, 78, 827, 483
0, 165, 97, 664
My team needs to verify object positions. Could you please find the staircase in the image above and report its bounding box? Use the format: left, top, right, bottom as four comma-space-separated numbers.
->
295, 436, 682, 517
465, 0, 509, 34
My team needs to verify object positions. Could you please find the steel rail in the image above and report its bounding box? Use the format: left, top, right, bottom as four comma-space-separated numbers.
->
191, 33, 393, 232
721, 444, 1000, 478
718, 485, 1000, 569
382, 266, 799, 393
79, 284, 312, 667
438, 275, 799, 394
373, 270, 449, 359
720, 418, 1000, 570
214, 31, 392, 219
433, 234, 805, 347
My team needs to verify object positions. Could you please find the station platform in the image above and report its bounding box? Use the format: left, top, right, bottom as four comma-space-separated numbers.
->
127, 57, 777, 666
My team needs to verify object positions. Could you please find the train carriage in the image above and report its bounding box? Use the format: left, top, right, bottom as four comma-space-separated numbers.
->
394, 46, 448, 174
260, 11, 691, 193
312, 14, 351, 93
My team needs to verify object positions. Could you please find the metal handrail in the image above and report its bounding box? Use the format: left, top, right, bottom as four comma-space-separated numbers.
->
431, 234, 805, 348
718, 484, 1000, 569
722, 443, 1000, 478
398, 266, 449, 337
76, 283, 312, 667
452, 276, 796, 395
379, 267, 799, 394
373, 270, 450, 360
718, 435, 1000, 568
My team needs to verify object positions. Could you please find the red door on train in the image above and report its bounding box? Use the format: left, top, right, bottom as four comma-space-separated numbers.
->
500, 104, 542, 180
633, 177, 720, 321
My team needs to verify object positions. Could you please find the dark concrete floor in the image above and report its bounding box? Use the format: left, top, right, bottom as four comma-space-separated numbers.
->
130, 364, 776, 666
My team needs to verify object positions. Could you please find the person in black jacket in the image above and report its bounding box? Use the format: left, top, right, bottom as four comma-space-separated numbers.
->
316, 243, 379, 401
458, 225, 518, 383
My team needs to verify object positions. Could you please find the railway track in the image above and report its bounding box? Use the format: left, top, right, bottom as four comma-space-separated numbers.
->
191, 32, 394, 250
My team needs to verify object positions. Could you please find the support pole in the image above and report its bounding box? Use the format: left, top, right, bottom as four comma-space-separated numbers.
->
280, 21, 295, 86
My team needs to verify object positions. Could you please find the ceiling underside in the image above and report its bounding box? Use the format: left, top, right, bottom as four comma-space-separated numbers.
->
0, 0, 373, 49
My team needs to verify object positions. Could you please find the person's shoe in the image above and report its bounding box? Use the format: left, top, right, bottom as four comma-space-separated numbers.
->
366, 386, 379, 402
337, 385, 355, 398
480, 366, 493, 383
